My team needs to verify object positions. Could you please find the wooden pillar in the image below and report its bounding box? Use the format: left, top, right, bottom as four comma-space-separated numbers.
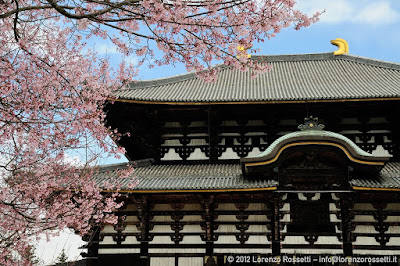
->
83, 226, 100, 266
200, 195, 217, 266
337, 194, 354, 256
137, 195, 150, 266
268, 194, 283, 256
208, 106, 219, 163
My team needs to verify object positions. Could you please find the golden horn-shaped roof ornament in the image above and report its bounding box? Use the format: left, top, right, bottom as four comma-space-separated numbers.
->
237, 46, 251, 59
331, 38, 349, 55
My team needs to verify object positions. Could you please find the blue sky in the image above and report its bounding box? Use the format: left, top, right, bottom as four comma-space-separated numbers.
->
124, 0, 400, 80
38, 0, 400, 264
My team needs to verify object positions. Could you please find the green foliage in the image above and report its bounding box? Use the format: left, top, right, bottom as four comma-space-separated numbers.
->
56, 249, 69, 264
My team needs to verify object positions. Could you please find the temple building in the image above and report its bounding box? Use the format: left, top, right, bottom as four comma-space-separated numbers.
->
82, 43, 400, 265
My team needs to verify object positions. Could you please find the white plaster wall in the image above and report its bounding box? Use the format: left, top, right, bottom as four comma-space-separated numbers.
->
187, 148, 208, 160
246, 235, 270, 244
281, 249, 341, 255
164, 122, 181, 127
179, 257, 203, 266
180, 235, 205, 244
215, 235, 240, 244
151, 236, 174, 244
331, 193, 340, 201
281, 203, 290, 212
215, 203, 237, 211
386, 203, 400, 211
247, 203, 268, 211
149, 248, 206, 254
247, 215, 269, 222
315, 236, 341, 245
124, 236, 140, 244
162, 139, 181, 146
330, 214, 340, 223
247, 148, 261, 157
353, 236, 379, 245
215, 225, 239, 233
181, 215, 202, 222
181, 225, 203, 233
99, 236, 115, 245
221, 120, 239, 126
353, 203, 375, 211
281, 214, 290, 223
329, 203, 339, 211
371, 145, 391, 156
98, 248, 140, 254
150, 257, 174, 266
386, 237, 400, 246
151, 225, 174, 233
386, 216, 400, 222
124, 225, 139, 233
161, 148, 182, 160
214, 248, 271, 254
215, 215, 237, 222
387, 226, 400, 234
152, 215, 174, 222
187, 138, 207, 145
247, 225, 269, 233
102, 225, 116, 233
124, 216, 138, 222
353, 215, 376, 222
152, 204, 174, 211
188, 121, 206, 127
353, 225, 376, 234
219, 148, 240, 159
282, 236, 308, 245
182, 203, 202, 211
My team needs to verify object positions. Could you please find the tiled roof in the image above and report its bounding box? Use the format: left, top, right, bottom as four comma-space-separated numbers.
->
351, 162, 400, 189
94, 162, 400, 191
116, 53, 400, 103
95, 163, 278, 191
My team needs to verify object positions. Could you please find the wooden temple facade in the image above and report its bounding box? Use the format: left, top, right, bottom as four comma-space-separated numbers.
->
83, 52, 400, 265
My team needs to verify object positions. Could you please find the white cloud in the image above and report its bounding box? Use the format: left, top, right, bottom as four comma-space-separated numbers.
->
353, 2, 399, 25
124, 54, 139, 65
296, 0, 355, 23
95, 43, 138, 65
96, 43, 118, 55
296, 0, 399, 26
63, 153, 85, 167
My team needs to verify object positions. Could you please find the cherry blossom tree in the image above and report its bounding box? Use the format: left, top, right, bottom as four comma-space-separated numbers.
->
0, 0, 319, 264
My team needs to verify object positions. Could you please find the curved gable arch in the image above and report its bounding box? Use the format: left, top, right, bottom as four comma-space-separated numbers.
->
241, 118, 390, 190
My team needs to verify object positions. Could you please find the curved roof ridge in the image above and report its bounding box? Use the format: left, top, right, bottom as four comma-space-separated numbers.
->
241, 129, 391, 168
253, 129, 388, 159
126, 64, 229, 90
335, 54, 400, 71
251, 52, 334, 62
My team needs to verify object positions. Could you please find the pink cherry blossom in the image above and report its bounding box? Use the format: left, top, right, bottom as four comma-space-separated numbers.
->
0, 0, 318, 264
